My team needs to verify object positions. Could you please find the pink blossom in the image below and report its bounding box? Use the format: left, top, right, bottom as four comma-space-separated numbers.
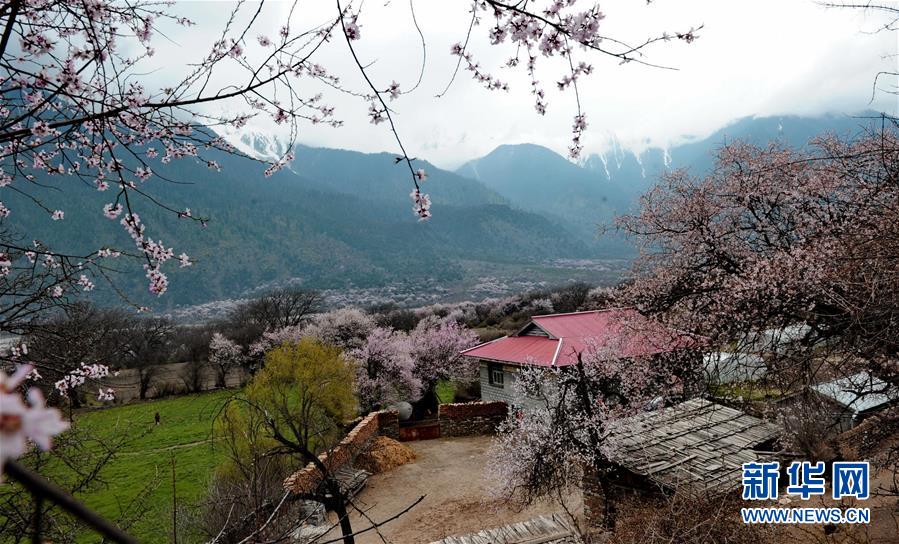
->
31, 121, 53, 138
97, 388, 116, 402
77, 274, 94, 291
344, 17, 361, 41
1, 366, 69, 472
50, 210, 64, 221
351, 327, 421, 410
410, 189, 431, 220
387, 81, 401, 100
409, 316, 479, 392
134, 166, 152, 182
209, 333, 245, 384
144, 265, 168, 295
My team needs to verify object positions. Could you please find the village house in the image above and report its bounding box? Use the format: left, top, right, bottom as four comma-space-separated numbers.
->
460, 308, 696, 405
703, 351, 767, 384
809, 371, 899, 432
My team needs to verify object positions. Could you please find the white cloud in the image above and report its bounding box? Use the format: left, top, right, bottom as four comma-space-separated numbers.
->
160, 0, 897, 168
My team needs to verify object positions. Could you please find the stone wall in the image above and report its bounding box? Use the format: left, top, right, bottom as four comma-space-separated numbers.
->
438, 401, 508, 437
101, 362, 247, 402
283, 409, 397, 495
837, 406, 899, 460
377, 410, 400, 440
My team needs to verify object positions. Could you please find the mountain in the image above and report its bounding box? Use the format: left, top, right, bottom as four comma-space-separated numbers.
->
458, 111, 884, 241
6, 111, 882, 310
584, 111, 884, 194
456, 143, 632, 252
5, 142, 595, 309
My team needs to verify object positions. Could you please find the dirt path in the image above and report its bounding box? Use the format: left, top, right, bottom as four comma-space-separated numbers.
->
116, 437, 220, 455
320, 435, 581, 544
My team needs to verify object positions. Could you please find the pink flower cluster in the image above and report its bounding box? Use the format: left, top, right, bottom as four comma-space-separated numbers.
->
54, 362, 112, 395
410, 189, 432, 220
0, 365, 69, 474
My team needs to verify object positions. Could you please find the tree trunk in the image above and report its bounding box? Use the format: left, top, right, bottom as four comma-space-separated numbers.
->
597, 475, 619, 530
332, 498, 355, 544
324, 478, 355, 544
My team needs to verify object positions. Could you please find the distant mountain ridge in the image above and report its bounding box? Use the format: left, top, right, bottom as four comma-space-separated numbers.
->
456, 111, 883, 240
6, 139, 593, 309
4, 111, 882, 309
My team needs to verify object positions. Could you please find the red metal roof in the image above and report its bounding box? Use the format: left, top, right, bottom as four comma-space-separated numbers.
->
461, 335, 560, 366
462, 309, 692, 367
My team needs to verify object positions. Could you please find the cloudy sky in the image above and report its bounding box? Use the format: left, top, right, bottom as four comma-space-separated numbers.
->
162, 1, 897, 169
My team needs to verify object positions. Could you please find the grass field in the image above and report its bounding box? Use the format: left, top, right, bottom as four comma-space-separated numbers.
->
68, 390, 234, 543
436, 380, 457, 404
30, 383, 459, 542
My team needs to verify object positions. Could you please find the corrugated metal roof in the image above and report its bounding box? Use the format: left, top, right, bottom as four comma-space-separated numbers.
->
606, 399, 781, 495
703, 352, 767, 383
461, 335, 560, 366
462, 309, 694, 367
812, 371, 899, 415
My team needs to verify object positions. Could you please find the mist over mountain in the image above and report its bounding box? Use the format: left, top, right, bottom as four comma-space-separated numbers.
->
5, 111, 880, 310
457, 111, 882, 241
584, 111, 882, 193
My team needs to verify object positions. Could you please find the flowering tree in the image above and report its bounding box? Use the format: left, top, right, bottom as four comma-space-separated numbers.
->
350, 326, 420, 412
489, 345, 686, 532
24, 302, 130, 409
617, 129, 899, 393
299, 307, 376, 352
612, 127, 899, 514
248, 308, 378, 382
409, 315, 479, 411
208, 332, 245, 388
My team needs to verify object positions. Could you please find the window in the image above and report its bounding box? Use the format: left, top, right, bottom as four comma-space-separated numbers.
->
489, 364, 504, 387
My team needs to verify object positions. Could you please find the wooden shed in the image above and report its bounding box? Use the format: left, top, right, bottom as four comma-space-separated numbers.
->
605, 398, 781, 496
